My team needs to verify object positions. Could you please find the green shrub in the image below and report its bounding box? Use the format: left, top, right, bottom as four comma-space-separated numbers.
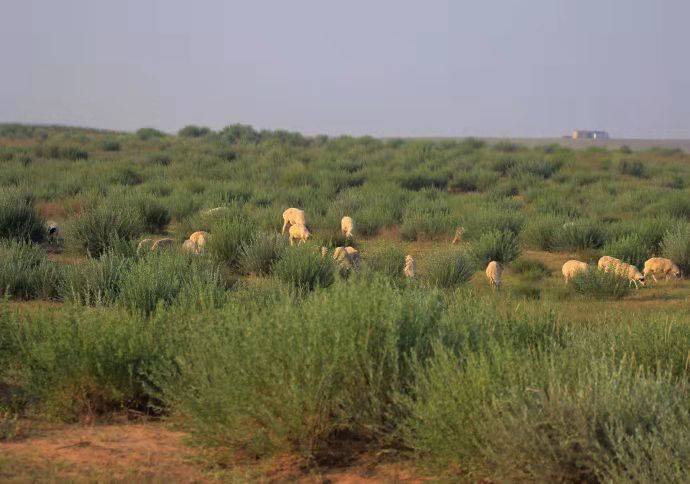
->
0, 240, 61, 299
520, 215, 562, 250
127, 195, 171, 233
60, 252, 132, 305
619, 159, 648, 178
0, 305, 169, 419
510, 258, 549, 281
661, 223, 690, 274
461, 205, 524, 240
110, 167, 143, 186
602, 233, 648, 268
424, 248, 475, 288
569, 267, 631, 299
101, 140, 121, 151
145, 152, 171, 166
239, 232, 286, 275
273, 244, 335, 291
33, 145, 88, 160
208, 216, 256, 270
136, 127, 166, 140
153, 278, 444, 458
364, 244, 406, 281
555, 219, 607, 250
68, 205, 144, 257
472, 230, 520, 266
178, 125, 211, 137
0, 191, 45, 243
118, 252, 224, 316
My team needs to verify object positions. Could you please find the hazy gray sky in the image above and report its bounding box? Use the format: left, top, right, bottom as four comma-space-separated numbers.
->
2, 0, 689, 138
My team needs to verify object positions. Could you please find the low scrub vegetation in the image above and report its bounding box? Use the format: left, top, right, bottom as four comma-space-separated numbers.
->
1, 123, 689, 480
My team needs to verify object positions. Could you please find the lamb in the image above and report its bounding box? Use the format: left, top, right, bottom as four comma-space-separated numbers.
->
404, 255, 416, 278
137, 238, 154, 255
333, 246, 360, 269
485, 261, 503, 290
643, 257, 681, 282
282, 208, 307, 234
562, 259, 589, 283
46, 221, 59, 244
151, 238, 174, 251
451, 226, 465, 245
341, 216, 354, 238
288, 223, 310, 245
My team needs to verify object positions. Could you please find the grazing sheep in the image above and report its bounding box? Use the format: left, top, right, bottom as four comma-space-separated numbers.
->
189, 231, 210, 253
562, 259, 589, 283
619, 262, 645, 288
288, 223, 310, 245
485, 261, 503, 290
46, 221, 59, 243
341, 216, 354, 238
599, 256, 645, 287
137, 238, 154, 255
151, 238, 175, 251
451, 226, 465, 245
333, 246, 359, 270
182, 239, 198, 254
597, 255, 622, 271
404, 255, 416, 278
643, 257, 681, 282
282, 208, 307, 234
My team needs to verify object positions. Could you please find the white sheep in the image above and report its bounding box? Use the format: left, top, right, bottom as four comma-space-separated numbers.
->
333, 246, 360, 269
182, 239, 198, 254
282, 208, 307, 235
151, 238, 174, 251
288, 223, 310, 245
599, 256, 645, 287
451, 226, 465, 245
341, 216, 354, 238
189, 231, 210, 254
485, 261, 503, 290
46, 221, 59, 244
561, 259, 589, 283
404, 255, 416, 278
643, 257, 681, 282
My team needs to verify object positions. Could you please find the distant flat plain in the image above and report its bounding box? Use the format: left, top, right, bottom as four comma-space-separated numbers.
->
416, 137, 690, 153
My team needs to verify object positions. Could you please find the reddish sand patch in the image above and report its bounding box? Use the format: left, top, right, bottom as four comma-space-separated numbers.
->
0, 422, 428, 482
0, 422, 207, 482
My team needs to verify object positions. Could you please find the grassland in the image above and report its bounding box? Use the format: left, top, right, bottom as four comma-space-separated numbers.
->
1, 122, 689, 481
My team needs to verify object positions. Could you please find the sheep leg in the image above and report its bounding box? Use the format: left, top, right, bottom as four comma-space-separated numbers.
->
282, 219, 289, 235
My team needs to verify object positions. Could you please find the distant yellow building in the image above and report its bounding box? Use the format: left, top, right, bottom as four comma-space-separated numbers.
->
572, 130, 610, 140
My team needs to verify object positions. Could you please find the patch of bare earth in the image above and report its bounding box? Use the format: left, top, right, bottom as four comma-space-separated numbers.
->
0, 422, 207, 482
0, 422, 428, 482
